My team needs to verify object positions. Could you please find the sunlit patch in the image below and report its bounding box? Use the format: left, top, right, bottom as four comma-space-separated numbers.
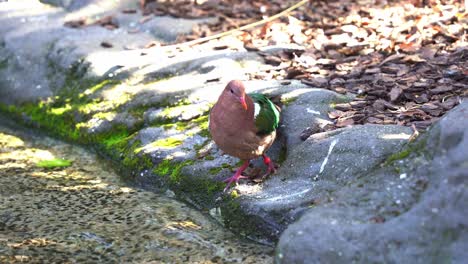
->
166, 220, 202, 230
119, 187, 133, 193
136, 136, 185, 153
280, 89, 314, 103
7, 238, 57, 248
380, 133, 411, 140
263, 188, 311, 202
49, 104, 72, 115
34, 150, 56, 161
0, 132, 25, 147
172, 151, 188, 158
306, 108, 320, 115
57, 183, 110, 191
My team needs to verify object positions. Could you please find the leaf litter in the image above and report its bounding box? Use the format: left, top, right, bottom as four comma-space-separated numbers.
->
66, 0, 467, 134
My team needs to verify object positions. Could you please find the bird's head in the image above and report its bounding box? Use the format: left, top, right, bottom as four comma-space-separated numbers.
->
224, 80, 248, 110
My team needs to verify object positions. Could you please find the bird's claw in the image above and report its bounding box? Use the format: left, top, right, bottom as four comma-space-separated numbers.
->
223, 174, 248, 192
260, 162, 278, 179
223, 160, 250, 192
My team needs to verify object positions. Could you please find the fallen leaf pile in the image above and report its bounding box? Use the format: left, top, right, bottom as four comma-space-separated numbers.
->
140, 0, 292, 19
67, 0, 467, 132
162, 0, 467, 131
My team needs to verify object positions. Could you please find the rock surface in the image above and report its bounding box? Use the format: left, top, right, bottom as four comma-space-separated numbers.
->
229, 123, 412, 240
0, 0, 215, 103
276, 101, 468, 263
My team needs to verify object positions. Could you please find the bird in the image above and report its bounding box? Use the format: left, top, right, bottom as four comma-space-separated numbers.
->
209, 80, 280, 191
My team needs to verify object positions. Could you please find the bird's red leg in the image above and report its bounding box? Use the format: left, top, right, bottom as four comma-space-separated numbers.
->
223, 160, 250, 192
262, 154, 277, 177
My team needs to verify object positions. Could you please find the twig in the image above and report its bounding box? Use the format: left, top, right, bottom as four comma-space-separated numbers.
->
170, 0, 310, 48
408, 124, 420, 142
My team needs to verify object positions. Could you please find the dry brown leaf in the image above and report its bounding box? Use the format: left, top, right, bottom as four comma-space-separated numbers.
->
430, 86, 454, 94
100, 42, 113, 48
389, 87, 402, 102
64, 18, 87, 28
379, 54, 406, 66
336, 118, 354, 127
328, 110, 344, 119
402, 54, 426, 63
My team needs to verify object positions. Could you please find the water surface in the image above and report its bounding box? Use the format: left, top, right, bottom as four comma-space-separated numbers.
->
0, 119, 273, 263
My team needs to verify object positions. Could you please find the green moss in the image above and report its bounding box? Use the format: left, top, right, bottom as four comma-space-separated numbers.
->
92, 111, 116, 120
152, 137, 184, 148
219, 196, 273, 241
0, 58, 157, 183
175, 176, 225, 207
386, 148, 411, 163
194, 143, 203, 152
278, 144, 288, 164
75, 99, 105, 115
79, 79, 116, 98
204, 179, 225, 195
108, 138, 153, 173
198, 129, 210, 138
193, 115, 209, 129
175, 121, 191, 131
207, 162, 233, 175
153, 159, 194, 182
160, 123, 175, 130
209, 167, 223, 175
128, 106, 147, 119
175, 98, 192, 107
221, 163, 232, 169
129, 97, 193, 124
154, 159, 172, 175
204, 155, 215, 161
101, 129, 131, 151
170, 160, 195, 182
17, 102, 81, 142
0, 57, 126, 145
152, 158, 224, 207
0, 58, 8, 70
49, 104, 72, 115
384, 136, 429, 166
147, 107, 211, 143
122, 153, 152, 171
36, 158, 72, 169
281, 97, 297, 106
160, 106, 175, 118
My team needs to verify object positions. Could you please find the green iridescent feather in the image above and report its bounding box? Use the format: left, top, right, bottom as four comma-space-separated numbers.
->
248, 93, 280, 135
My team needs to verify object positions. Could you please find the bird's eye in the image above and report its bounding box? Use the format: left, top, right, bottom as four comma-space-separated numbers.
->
230, 89, 234, 94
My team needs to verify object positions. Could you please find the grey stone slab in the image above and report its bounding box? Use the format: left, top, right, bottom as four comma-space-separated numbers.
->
275, 101, 468, 263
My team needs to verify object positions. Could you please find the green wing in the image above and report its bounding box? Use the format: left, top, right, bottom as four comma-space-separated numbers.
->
248, 93, 280, 135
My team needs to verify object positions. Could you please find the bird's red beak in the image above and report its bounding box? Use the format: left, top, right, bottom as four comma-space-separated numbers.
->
239, 96, 247, 110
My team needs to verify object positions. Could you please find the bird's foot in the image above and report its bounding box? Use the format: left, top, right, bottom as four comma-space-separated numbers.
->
223, 160, 250, 192
223, 174, 248, 192
261, 154, 278, 178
